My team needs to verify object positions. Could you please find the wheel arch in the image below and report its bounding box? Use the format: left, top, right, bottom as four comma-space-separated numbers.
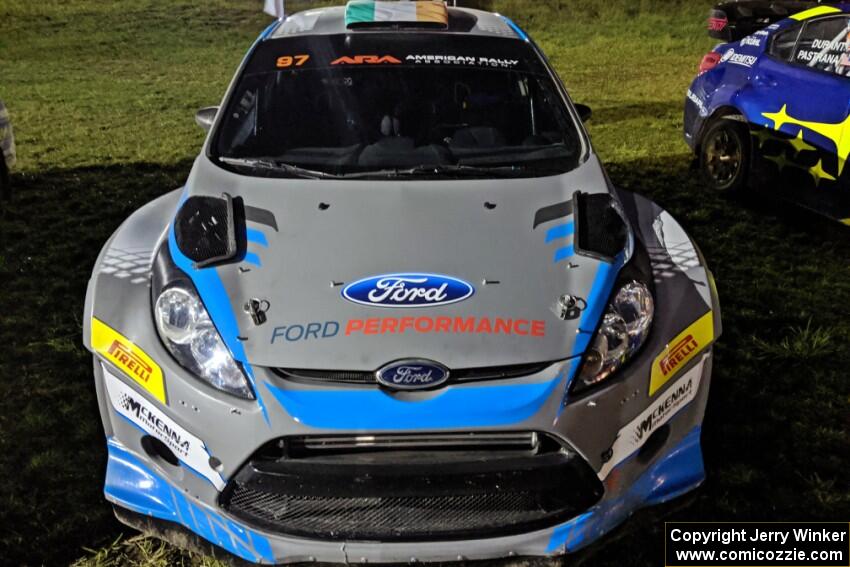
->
694, 105, 749, 155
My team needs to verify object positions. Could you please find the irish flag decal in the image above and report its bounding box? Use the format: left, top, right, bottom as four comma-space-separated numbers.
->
346, 0, 449, 28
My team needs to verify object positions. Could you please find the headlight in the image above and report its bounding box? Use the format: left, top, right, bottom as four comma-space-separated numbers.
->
154, 285, 253, 399
574, 280, 654, 393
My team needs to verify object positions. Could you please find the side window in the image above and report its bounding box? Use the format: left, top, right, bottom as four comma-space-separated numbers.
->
792, 16, 850, 76
769, 25, 801, 61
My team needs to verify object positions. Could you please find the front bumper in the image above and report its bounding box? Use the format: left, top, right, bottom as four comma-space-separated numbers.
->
97, 342, 714, 564
88, 189, 720, 564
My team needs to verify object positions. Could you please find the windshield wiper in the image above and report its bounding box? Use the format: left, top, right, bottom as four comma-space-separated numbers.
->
218, 157, 342, 179
341, 164, 534, 179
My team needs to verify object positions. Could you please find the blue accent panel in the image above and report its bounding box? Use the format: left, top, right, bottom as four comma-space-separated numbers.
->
265, 374, 565, 430
546, 512, 592, 552
168, 223, 270, 424
500, 15, 529, 41
248, 531, 275, 563
243, 252, 262, 267
553, 245, 575, 263
246, 228, 268, 247
640, 426, 705, 506
104, 439, 275, 563
545, 222, 574, 243
173, 486, 197, 532
209, 516, 234, 551
545, 426, 705, 553
189, 501, 218, 545
104, 438, 177, 521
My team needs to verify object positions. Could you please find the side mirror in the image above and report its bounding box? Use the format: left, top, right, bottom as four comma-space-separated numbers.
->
195, 106, 219, 132
575, 103, 592, 122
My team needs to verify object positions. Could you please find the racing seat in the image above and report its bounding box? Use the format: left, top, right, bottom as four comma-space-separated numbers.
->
359, 113, 450, 167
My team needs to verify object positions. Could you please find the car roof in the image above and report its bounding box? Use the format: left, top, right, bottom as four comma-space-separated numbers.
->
267, 4, 525, 41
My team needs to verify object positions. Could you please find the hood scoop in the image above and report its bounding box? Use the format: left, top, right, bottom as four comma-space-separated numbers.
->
174, 194, 242, 268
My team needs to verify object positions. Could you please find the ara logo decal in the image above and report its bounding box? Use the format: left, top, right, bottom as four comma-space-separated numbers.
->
376, 359, 450, 390
331, 55, 401, 65
342, 273, 474, 308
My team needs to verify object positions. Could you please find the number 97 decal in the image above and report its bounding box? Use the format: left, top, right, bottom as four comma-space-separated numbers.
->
277, 55, 310, 68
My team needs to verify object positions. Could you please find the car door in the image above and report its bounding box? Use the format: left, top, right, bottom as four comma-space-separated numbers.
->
740, 15, 850, 219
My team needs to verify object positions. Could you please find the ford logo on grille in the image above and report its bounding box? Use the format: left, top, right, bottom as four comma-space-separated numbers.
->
376, 359, 450, 390
342, 273, 474, 308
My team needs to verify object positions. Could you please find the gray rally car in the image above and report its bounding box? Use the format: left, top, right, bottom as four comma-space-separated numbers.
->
83, 1, 721, 563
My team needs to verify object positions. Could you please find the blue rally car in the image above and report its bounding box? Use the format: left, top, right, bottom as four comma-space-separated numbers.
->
685, 3, 850, 225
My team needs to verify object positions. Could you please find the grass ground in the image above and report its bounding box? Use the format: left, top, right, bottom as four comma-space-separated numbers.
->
1, 1, 848, 565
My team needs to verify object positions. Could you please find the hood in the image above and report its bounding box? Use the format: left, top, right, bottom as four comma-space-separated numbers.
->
177, 154, 621, 371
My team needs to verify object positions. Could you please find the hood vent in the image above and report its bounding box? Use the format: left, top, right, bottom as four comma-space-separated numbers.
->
174, 194, 244, 268
573, 191, 628, 261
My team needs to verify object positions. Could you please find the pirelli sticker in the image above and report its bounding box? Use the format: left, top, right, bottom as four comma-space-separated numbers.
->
649, 311, 714, 397
91, 318, 166, 404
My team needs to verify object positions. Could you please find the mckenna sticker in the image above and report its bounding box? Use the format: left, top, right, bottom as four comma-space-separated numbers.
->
103, 365, 225, 491
91, 318, 166, 404
649, 311, 713, 396
599, 360, 703, 479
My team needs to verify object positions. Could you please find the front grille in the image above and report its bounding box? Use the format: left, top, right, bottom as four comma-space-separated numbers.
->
221, 432, 603, 541
228, 488, 563, 540
297, 431, 539, 452
274, 361, 554, 385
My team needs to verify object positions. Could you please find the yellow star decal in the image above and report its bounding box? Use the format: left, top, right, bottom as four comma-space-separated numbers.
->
750, 128, 776, 150
788, 130, 816, 154
762, 105, 850, 175
808, 159, 836, 186
764, 152, 792, 172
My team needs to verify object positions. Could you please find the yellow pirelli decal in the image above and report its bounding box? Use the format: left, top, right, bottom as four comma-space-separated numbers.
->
649, 311, 714, 396
791, 6, 841, 20
841, 218, 850, 226
91, 318, 166, 404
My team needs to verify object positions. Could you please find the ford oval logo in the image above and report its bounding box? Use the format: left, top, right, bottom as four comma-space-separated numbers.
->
376, 359, 450, 390
342, 273, 474, 308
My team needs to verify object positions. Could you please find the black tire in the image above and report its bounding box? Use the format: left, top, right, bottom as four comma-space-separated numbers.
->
699, 117, 751, 195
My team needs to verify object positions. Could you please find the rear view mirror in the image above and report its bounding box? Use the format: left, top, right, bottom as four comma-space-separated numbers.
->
575, 104, 592, 122
195, 106, 219, 132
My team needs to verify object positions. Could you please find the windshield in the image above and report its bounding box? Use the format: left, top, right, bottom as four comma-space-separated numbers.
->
212, 33, 584, 179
